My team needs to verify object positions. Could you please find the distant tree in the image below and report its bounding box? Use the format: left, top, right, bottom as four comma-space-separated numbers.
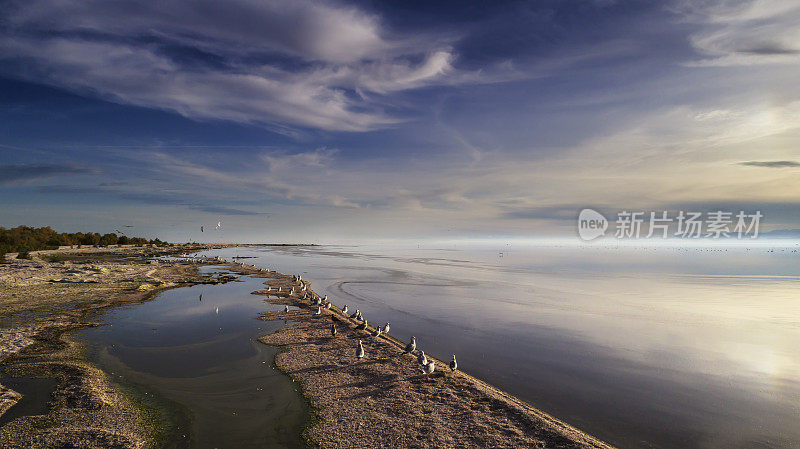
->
99, 233, 118, 246
0, 226, 166, 253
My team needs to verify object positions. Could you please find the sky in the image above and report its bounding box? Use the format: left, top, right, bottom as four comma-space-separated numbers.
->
1, 0, 799, 243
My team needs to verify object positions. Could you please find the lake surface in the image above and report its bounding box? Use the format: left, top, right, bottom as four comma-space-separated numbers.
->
195, 242, 800, 449
77, 268, 306, 449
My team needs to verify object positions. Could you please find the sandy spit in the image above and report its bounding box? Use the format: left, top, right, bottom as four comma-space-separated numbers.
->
252, 272, 616, 449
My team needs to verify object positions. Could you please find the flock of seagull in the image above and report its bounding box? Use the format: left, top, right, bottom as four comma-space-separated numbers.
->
265, 272, 458, 379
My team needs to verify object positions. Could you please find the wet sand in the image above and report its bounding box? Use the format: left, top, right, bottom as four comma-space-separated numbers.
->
0, 245, 229, 448
252, 273, 614, 448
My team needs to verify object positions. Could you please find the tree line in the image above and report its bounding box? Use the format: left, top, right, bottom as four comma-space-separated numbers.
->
0, 226, 168, 260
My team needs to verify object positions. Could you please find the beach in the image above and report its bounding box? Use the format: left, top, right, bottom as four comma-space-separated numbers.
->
254, 283, 612, 448
0, 245, 613, 448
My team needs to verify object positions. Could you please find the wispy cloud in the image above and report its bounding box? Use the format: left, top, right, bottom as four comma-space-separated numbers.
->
35, 183, 268, 216
0, 163, 101, 184
739, 160, 800, 168
0, 0, 510, 132
677, 0, 800, 66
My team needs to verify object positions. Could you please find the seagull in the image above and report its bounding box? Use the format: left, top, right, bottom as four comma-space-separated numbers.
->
383, 322, 390, 334
421, 359, 435, 378
315, 307, 322, 315
371, 327, 382, 338
325, 302, 331, 310
284, 305, 289, 312
342, 305, 349, 314
449, 355, 458, 372
403, 337, 416, 354
356, 340, 364, 360
356, 319, 368, 330
215, 306, 219, 315
331, 324, 337, 337
350, 309, 360, 319
216, 221, 222, 230
417, 350, 427, 366
356, 311, 364, 322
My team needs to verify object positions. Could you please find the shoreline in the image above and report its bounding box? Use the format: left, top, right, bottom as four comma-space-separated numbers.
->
0, 245, 614, 448
0, 244, 234, 448
247, 266, 614, 448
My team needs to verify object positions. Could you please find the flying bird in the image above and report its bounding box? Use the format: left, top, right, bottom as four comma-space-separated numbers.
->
216, 221, 222, 230
403, 337, 416, 354
356, 340, 364, 360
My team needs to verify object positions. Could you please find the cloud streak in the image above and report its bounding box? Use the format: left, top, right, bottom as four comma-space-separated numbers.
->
739, 160, 800, 168
0, 163, 101, 184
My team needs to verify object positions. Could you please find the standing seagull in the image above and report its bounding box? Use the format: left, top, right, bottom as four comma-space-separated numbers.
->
284, 305, 289, 312
383, 322, 390, 334
449, 355, 458, 372
421, 359, 435, 378
356, 340, 365, 360
371, 326, 382, 338
342, 305, 349, 315
315, 307, 322, 315
330, 323, 337, 337
417, 350, 427, 366
325, 302, 331, 310
403, 337, 416, 354
350, 309, 360, 319
356, 319, 368, 330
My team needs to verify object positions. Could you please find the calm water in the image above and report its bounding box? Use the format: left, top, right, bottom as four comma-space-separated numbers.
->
194, 242, 800, 449
77, 268, 306, 449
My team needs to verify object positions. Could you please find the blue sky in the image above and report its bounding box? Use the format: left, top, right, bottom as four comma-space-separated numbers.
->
1, 0, 799, 242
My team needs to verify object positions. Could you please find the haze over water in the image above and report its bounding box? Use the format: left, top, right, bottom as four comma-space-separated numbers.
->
198, 241, 800, 449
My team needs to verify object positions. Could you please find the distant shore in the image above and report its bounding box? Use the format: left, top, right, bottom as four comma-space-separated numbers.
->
0, 245, 613, 448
